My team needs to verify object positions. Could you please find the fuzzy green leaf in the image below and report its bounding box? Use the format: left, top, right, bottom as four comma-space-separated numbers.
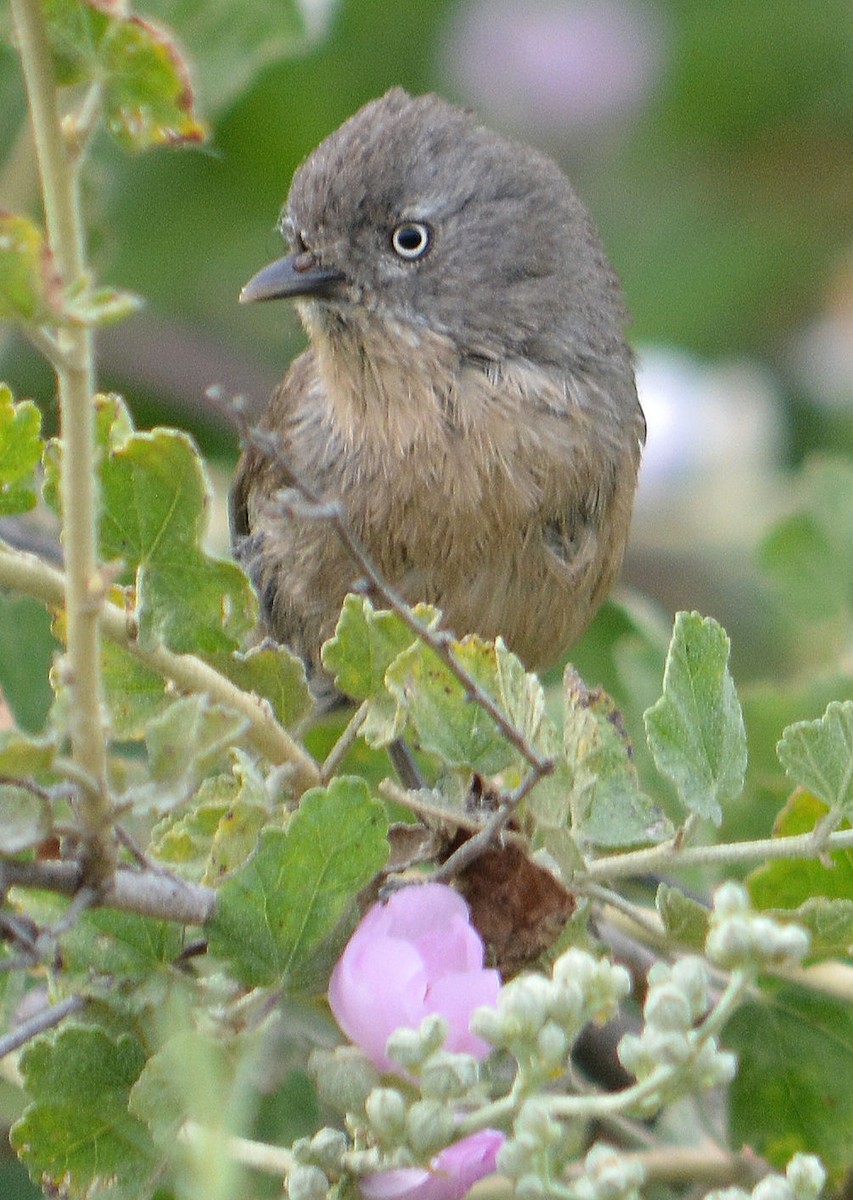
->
124, 695, 247, 813
0, 386, 42, 515
0, 783, 52, 853
747, 791, 853, 908
11, 1025, 156, 1200
385, 635, 541, 774
207, 777, 388, 989
562, 667, 672, 847
43, 0, 206, 151
0, 215, 61, 325
100, 428, 257, 653
207, 642, 313, 730
644, 612, 747, 824
321, 594, 438, 700
727, 983, 853, 1178
656, 883, 709, 949
151, 754, 269, 884
141, 0, 338, 115
0, 730, 56, 774
777, 700, 853, 817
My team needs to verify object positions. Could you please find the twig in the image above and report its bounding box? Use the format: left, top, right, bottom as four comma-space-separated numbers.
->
10, 0, 113, 881
0, 545, 321, 792
0, 994, 87, 1059
583, 824, 853, 881
2, 858, 216, 925
430, 766, 546, 881
320, 701, 368, 784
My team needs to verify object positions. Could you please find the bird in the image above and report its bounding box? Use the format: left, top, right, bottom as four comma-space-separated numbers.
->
232, 88, 645, 702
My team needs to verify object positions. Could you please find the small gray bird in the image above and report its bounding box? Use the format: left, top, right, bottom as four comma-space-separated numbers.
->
232, 88, 645, 694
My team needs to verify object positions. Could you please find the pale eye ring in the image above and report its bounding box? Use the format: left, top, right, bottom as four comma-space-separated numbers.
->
391, 221, 432, 260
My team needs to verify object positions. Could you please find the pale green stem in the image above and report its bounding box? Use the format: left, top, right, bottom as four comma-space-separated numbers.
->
583, 823, 853, 881
10, 0, 113, 877
0, 545, 321, 792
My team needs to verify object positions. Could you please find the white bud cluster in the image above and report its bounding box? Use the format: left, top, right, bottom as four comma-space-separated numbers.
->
705, 883, 810, 971
498, 1097, 574, 1199
570, 1142, 646, 1200
705, 1154, 826, 1200
618, 956, 737, 1104
287, 1126, 351, 1198
471, 949, 631, 1077
386, 1013, 449, 1072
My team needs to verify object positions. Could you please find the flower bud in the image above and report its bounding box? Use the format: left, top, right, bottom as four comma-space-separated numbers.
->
405, 1099, 456, 1156
670, 957, 711, 1020
365, 1088, 408, 1144
287, 1164, 329, 1200
309, 1046, 381, 1117
308, 1127, 348, 1173
419, 1050, 478, 1100
644, 983, 692, 1032
786, 1154, 826, 1200
713, 882, 750, 918
536, 1020, 571, 1070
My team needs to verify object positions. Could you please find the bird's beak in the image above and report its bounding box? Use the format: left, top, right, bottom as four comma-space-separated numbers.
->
239, 251, 344, 304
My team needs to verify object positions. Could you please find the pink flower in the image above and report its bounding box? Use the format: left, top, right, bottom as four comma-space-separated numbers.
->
328, 883, 500, 1073
360, 1130, 505, 1200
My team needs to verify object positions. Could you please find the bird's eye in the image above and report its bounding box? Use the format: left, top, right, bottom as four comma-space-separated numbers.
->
391, 221, 432, 260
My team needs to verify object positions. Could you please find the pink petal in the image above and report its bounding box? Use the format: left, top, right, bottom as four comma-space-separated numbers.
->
329, 936, 428, 1071
360, 1132, 505, 1200
426, 970, 502, 1058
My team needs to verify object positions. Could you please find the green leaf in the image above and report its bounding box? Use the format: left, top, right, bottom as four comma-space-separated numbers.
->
207, 642, 313, 730
0, 386, 42, 515
101, 637, 169, 739
0, 214, 61, 325
101, 16, 206, 151
776, 700, 853, 817
11, 1025, 157, 1200
0, 592, 58, 732
59, 909, 185, 986
43, 391, 133, 515
644, 612, 747, 824
727, 982, 853, 1178
385, 635, 539, 774
125, 695, 247, 813
0, 783, 52, 853
63, 282, 143, 326
99, 428, 257, 653
207, 777, 388, 989
747, 790, 853, 908
759, 457, 853, 623
656, 883, 709, 949
43, 0, 207, 151
0, 730, 56, 774
140, 0, 338, 115
321, 594, 436, 700
151, 754, 269, 884
561, 667, 672, 848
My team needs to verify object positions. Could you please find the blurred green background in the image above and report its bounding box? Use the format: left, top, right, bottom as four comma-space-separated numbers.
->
1, 2, 852, 1194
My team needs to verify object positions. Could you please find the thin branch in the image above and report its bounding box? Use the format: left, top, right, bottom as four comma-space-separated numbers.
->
0, 994, 87, 1059
320, 701, 368, 784
10, 0, 113, 880
0, 545, 321, 792
583, 824, 853, 882
2, 858, 216, 925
